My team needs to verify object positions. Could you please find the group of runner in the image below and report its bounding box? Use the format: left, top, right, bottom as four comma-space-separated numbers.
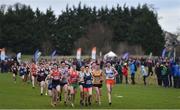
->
11, 59, 118, 107
10, 56, 180, 107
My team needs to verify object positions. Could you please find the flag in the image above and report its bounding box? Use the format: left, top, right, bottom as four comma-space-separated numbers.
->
76, 48, 81, 60
100, 51, 102, 57
34, 49, 41, 63
37, 52, 41, 58
51, 50, 56, 59
17, 52, 21, 63
0, 48, 6, 61
122, 52, 129, 59
91, 47, 96, 60
149, 52, 152, 59
168, 51, 174, 58
162, 48, 166, 58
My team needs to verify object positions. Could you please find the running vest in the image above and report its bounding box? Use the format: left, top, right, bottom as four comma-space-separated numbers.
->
60, 67, 69, 83
92, 70, 102, 84
69, 70, 78, 84
79, 71, 85, 83
31, 64, 37, 75
52, 70, 60, 80
38, 68, 46, 81
44, 68, 50, 75
12, 66, 18, 74
19, 67, 26, 75
105, 67, 115, 80
84, 72, 93, 87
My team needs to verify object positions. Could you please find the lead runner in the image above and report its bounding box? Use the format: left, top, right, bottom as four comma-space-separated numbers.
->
104, 62, 118, 106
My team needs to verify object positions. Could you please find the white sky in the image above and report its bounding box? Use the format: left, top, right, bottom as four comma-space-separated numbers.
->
0, 0, 180, 33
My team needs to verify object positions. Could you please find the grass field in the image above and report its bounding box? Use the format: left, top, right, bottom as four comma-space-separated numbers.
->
0, 73, 180, 109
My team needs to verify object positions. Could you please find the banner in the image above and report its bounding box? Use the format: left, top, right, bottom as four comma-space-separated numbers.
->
91, 47, 96, 60
76, 48, 81, 60
51, 50, 56, 59
122, 52, 129, 59
0, 48, 6, 61
161, 48, 166, 58
17, 52, 21, 63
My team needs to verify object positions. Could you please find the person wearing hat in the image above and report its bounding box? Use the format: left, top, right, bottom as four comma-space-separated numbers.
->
104, 62, 118, 106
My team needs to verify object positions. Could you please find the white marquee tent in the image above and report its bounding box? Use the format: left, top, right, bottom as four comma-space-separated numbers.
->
104, 51, 117, 59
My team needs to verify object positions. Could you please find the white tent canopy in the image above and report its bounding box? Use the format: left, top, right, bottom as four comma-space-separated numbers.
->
104, 51, 117, 59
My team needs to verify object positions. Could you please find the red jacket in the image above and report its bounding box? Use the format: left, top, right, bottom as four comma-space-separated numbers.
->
122, 66, 128, 76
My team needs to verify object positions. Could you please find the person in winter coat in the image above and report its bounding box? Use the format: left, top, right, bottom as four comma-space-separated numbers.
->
129, 60, 136, 85
155, 62, 162, 86
115, 62, 123, 84
160, 63, 169, 87
173, 62, 180, 88
140, 63, 148, 85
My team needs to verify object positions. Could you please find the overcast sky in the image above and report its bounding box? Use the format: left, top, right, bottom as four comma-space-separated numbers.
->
0, 0, 180, 33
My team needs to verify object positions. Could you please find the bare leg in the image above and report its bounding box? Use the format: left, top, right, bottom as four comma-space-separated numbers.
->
106, 84, 112, 105
32, 76, 35, 88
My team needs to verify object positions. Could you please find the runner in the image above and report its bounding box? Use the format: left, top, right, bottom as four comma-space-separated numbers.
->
44, 63, 50, 96
92, 63, 103, 105
79, 65, 85, 106
45, 74, 53, 97
30, 62, 37, 88
24, 62, 30, 82
104, 62, 118, 106
11, 63, 18, 83
60, 62, 70, 105
68, 64, 79, 107
83, 65, 93, 106
37, 63, 47, 95
19, 63, 27, 82
50, 64, 61, 107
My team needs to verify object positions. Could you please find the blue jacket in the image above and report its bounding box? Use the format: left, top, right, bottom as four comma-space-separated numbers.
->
129, 63, 136, 74
178, 65, 180, 77
173, 64, 180, 77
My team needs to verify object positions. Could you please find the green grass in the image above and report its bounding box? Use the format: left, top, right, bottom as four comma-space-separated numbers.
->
0, 73, 180, 109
